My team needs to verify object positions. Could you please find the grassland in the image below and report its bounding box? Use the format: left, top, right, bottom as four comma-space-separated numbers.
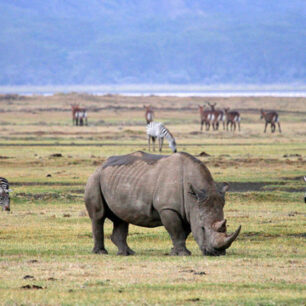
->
0, 93, 305, 305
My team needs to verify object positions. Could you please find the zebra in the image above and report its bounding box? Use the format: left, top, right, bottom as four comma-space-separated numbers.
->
304, 176, 306, 203
146, 122, 177, 153
0, 177, 11, 211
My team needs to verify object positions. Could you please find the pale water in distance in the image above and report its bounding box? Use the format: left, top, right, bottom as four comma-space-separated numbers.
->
0, 85, 305, 97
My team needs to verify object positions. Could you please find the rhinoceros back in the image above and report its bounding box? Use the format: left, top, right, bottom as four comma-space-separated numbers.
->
100, 152, 171, 227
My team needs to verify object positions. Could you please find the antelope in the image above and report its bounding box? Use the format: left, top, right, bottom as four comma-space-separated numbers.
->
71, 104, 79, 125
144, 105, 154, 124
76, 109, 88, 126
71, 105, 88, 126
224, 108, 241, 132
207, 102, 225, 130
260, 109, 281, 133
198, 105, 214, 131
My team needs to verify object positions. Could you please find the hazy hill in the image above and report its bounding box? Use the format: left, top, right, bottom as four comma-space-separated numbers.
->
0, 0, 305, 85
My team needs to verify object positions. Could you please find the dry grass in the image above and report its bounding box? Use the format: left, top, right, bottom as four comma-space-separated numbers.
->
0, 94, 305, 305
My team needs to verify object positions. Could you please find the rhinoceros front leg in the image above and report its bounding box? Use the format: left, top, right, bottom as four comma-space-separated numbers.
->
111, 220, 135, 256
160, 209, 191, 256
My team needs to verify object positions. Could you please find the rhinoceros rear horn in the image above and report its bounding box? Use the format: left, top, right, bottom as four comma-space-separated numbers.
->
213, 219, 227, 232
216, 225, 241, 250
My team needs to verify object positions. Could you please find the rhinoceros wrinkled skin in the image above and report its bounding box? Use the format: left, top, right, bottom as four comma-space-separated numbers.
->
84, 151, 241, 256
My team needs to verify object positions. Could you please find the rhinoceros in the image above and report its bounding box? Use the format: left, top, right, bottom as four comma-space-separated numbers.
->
84, 151, 241, 256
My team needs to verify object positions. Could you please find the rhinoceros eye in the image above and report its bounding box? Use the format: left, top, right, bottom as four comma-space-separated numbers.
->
188, 183, 208, 202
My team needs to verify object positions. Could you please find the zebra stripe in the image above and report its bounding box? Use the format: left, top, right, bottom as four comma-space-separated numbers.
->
0, 177, 9, 190
0, 177, 11, 211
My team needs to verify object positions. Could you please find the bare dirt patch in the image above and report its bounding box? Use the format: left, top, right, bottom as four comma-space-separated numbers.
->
21, 284, 44, 290
11, 182, 82, 186
0, 155, 11, 159
282, 176, 305, 181
15, 192, 82, 201
219, 181, 304, 192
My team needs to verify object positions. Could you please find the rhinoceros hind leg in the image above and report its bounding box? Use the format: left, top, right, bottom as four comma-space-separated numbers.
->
111, 220, 135, 256
160, 209, 191, 256
85, 173, 108, 255
91, 217, 108, 255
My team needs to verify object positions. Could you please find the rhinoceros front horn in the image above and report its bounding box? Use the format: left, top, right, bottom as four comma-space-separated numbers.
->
215, 225, 241, 250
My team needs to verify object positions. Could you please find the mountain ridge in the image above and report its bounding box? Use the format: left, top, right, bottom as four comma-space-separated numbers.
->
0, 0, 305, 85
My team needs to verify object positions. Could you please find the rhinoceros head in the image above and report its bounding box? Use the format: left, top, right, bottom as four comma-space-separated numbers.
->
188, 183, 241, 256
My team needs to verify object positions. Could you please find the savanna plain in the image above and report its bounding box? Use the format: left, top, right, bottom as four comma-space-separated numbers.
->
0, 94, 305, 305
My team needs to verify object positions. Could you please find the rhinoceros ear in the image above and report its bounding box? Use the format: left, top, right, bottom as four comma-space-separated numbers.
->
188, 183, 208, 202
220, 183, 229, 195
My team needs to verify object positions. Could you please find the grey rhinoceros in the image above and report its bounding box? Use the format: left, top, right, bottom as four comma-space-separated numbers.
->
84, 151, 241, 256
